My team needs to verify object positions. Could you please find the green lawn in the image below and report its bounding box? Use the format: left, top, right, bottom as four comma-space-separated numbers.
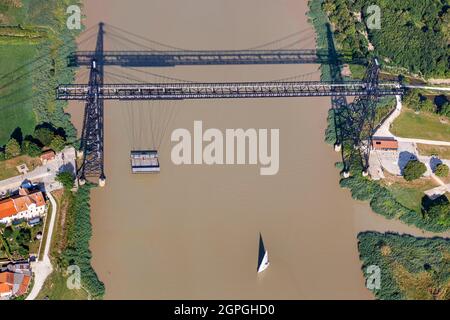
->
387, 180, 438, 214
417, 144, 450, 160
391, 109, 450, 141
0, 44, 37, 145
36, 269, 90, 300
0, 155, 41, 180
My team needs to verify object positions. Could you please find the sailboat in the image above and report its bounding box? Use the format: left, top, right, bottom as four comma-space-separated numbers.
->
257, 233, 269, 273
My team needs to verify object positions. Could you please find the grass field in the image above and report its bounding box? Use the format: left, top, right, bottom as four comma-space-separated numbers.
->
0, 155, 40, 180
386, 178, 438, 214
358, 232, 450, 300
36, 269, 90, 300
0, 44, 37, 145
417, 144, 450, 160
391, 109, 450, 141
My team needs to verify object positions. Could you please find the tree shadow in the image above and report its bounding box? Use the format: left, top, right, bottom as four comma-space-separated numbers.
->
429, 156, 443, 172
434, 95, 448, 109
58, 162, 75, 176
34, 122, 67, 140
398, 151, 417, 174
10, 127, 23, 145
421, 194, 449, 213
23, 134, 42, 147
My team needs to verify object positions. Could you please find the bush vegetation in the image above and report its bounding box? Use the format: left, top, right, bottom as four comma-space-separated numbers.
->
422, 195, 450, 228
308, 0, 450, 233
0, 222, 42, 260
358, 232, 450, 300
340, 173, 449, 232
0, 0, 81, 145
59, 184, 105, 299
322, 0, 450, 78
403, 90, 450, 117
0, 123, 67, 163
5, 138, 21, 159
403, 160, 427, 181
435, 163, 449, 177
55, 171, 75, 190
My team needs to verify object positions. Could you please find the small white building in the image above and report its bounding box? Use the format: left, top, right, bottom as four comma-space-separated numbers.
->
0, 189, 46, 225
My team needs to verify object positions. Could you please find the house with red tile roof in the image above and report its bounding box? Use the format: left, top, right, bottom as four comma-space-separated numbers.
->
0, 271, 31, 299
0, 190, 46, 225
40, 149, 56, 164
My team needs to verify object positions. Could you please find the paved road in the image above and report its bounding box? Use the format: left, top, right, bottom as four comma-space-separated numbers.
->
0, 147, 76, 197
26, 192, 57, 300
396, 137, 450, 146
406, 85, 450, 92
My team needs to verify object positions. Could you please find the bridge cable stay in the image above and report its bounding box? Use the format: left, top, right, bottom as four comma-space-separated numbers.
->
105, 24, 317, 52
0, 24, 98, 83
105, 31, 159, 52
104, 23, 188, 51
104, 68, 179, 151
0, 58, 94, 112
105, 23, 319, 52
0, 26, 99, 92
244, 28, 315, 50
278, 35, 317, 50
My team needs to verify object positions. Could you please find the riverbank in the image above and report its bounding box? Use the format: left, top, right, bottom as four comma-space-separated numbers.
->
313, 0, 450, 234
358, 232, 450, 300
34, 183, 104, 299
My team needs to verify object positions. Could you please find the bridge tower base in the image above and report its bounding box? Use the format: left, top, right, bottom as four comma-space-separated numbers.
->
78, 177, 86, 186
334, 143, 342, 152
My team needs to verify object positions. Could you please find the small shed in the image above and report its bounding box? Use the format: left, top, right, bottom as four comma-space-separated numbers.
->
372, 137, 398, 151
40, 150, 56, 164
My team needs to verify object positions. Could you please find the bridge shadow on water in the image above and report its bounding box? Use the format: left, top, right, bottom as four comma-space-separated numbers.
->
68, 49, 367, 68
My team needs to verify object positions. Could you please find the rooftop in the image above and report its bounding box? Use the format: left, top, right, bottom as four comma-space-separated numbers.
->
0, 190, 46, 219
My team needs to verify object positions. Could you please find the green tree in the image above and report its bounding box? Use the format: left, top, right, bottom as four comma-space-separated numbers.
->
419, 99, 436, 113
5, 138, 21, 159
440, 102, 450, 117
435, 163, 449, 177
16, 228, 31, 245
3, 226, 13, 239
403, 160, 427, 181
322, 0, 336, 14
56, 171, 75, 190
34, 128, 54, 146
22, 140, 41, 157
404, 91, 421, 110
425, 197, 450, 227
49, 135, 65, 152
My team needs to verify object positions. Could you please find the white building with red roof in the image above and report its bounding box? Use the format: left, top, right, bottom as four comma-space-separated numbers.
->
0, 188, 46, 225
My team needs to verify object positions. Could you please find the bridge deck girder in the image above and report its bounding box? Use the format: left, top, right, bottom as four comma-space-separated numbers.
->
57, 81, 403, 100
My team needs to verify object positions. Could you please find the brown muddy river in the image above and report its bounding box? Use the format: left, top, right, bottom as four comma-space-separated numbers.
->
66, 0, 435, 299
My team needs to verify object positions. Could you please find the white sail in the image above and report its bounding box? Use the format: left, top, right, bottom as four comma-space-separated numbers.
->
257, 234, 269, 273
257, 250, 269, 273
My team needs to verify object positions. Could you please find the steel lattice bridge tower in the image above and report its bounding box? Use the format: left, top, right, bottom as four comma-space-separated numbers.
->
57, 23, 405, 186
